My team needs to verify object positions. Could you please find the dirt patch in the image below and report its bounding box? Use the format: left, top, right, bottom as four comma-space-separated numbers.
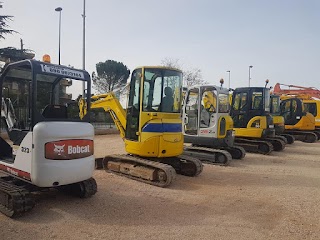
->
1, 135, 320, 240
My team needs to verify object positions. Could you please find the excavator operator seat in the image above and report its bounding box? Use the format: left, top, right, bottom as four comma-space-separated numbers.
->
162, 87, 174, 112
42, 104, 68, 119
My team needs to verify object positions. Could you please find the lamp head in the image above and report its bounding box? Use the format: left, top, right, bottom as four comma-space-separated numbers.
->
220, 78, 224, 87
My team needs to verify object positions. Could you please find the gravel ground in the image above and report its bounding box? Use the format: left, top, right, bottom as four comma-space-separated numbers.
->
1, 134, 320, 240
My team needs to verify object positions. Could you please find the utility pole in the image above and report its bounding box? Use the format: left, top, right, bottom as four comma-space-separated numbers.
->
82, 0, 86, 97
248, 65, 253, 87
20, 38, 24, 50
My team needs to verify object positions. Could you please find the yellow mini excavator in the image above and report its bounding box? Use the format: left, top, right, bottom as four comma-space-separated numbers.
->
277, 96, 318, 142
272, 83, 320, 140
230, 86, 286, 154
181, 82, 245, 166
80, 66, 203, 187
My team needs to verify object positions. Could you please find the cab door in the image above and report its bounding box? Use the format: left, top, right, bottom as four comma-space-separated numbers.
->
230, 91, 249, 128
184, 88, 199, 135
125, 69, 141, 141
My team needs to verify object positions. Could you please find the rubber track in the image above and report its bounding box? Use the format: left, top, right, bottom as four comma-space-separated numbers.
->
265, 138, 286, 151
284, 130, 318, 143
220, 146, 246, 160
76, 178, 97, 198
272, 135, 288, 144
0, 178, 35, 218
183, 146, 232, 166
103, 154, 176, 187
178, 154, 203, 176
235, 138, 274, 155
280, 134, 295, 144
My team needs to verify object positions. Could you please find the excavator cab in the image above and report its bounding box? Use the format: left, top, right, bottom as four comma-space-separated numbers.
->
279, 98, 305, 126
230, 87, 274, 137
85, 66, 202, 187
0, 59, 96, 217
181, 85, 245, 164
277, 97, 318, 142
230, 87, 287, 154
183, 85, 233, 145
124, 67, 184, 157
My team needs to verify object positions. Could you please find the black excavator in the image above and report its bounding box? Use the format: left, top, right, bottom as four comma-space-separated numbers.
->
230, 86, 286, 154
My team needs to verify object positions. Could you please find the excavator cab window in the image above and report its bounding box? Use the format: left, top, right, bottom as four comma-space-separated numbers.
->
304, 103, 317, 117
280, 98, 303, 125
184, 89, 199, 135
252, 95, 262, 110
218, 93, 229, 113
232, 92, 247, 111
142, 68, 182, 113
270, 95, 280, 114
231, 92, 248, 128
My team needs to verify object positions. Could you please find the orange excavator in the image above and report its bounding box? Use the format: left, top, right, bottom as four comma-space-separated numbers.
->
272, 83, 320, 141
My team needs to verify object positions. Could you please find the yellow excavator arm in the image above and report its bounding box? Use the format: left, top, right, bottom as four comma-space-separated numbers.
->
79, 92, 127, 138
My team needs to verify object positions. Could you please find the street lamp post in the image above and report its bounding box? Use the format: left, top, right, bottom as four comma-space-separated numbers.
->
226, 70, 231, 89
248, 65, 253, 87
55, 7, 63, 65
82, 0, 86, 97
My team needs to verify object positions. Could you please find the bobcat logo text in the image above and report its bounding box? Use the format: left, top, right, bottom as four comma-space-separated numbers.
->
45, 139, 94, 160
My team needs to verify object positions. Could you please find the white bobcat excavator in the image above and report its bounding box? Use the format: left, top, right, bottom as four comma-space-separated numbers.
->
0, 59, 97, 217
182, 83, 245, 165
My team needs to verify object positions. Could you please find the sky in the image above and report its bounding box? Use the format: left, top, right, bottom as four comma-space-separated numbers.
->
1, 0, 320, 96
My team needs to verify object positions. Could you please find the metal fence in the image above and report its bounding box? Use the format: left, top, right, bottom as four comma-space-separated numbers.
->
1, 123, 117, 133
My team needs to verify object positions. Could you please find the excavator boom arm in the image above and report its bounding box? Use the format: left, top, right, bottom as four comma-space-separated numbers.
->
273, 83, 320, 99
80, 93, 127, 138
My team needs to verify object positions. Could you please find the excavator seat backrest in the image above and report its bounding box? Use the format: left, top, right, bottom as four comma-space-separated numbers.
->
42, 104, 68, 119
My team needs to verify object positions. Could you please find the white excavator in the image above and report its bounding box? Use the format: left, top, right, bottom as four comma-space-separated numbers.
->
0, 58, 97, 217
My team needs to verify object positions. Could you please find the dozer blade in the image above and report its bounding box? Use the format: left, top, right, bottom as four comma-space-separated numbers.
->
102, 154, 176, 187
235, 138, 273, 155
183, 146, 232, 166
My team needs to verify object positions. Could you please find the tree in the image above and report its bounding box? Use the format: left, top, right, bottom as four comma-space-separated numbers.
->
92, 60, 130, 94
161, 58, 208, 87
0, 47, 35, 72
0, 3, 16, 40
